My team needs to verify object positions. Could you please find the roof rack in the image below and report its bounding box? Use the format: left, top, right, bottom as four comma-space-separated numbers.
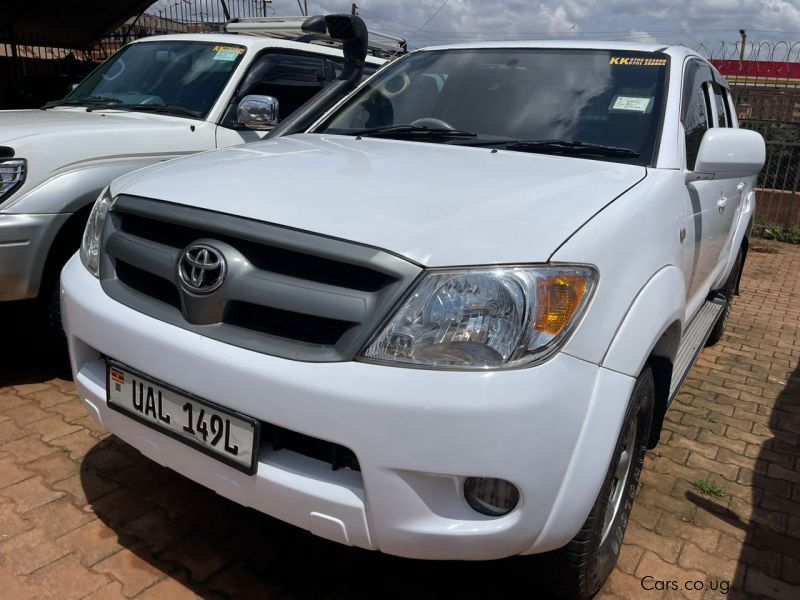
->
225, 16, 407, 59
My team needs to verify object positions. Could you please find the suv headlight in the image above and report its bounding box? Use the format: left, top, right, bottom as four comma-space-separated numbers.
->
0, 159, 26, 200
80, 187, 115, 277
360, 265, 597, 370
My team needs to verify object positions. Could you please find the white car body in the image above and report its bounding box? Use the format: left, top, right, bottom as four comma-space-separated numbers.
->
0, 33, 384, 301
62, 40, 762, 567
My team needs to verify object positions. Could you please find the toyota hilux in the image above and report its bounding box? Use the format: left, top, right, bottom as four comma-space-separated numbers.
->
61, 35, 764, 598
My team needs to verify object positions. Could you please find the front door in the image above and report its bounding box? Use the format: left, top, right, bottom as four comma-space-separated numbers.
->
215, 51, 331, 148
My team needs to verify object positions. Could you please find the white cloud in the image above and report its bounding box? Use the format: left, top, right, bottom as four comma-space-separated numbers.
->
293, 0, 800, 52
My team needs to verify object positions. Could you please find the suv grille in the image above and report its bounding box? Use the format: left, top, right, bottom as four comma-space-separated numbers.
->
100, 196, 421, 362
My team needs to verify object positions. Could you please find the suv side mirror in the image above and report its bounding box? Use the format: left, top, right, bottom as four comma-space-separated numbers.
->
691, 128, 765, 181
237, 95, 279, 130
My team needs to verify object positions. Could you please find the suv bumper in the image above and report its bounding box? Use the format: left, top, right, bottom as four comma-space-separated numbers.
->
0, 212, 69, 300
62, 254, 636, 560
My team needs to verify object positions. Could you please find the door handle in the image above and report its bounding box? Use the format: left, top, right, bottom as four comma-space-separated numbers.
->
737, 182, 746, 192
718, 196, 728, 212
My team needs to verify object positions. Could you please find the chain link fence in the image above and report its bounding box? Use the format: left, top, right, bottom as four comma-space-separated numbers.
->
704, 41, 800, 232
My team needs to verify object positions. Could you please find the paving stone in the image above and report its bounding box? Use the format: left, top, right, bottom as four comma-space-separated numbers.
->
2, 241, 800, 599
94, 548, 165, 597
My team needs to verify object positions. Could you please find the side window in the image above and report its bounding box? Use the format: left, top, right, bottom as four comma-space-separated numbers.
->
329, 59, 378, 82
712, 85, 728, 128
230, 52, 326, 123
681, 61, 713, 171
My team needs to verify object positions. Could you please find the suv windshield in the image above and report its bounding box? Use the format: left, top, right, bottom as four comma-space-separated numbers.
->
318, 49, 669, 165
57, 41, 246, 118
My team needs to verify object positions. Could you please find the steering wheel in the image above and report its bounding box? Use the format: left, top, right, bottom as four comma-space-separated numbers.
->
378, 72, 411, 98
410, 117, 456, 130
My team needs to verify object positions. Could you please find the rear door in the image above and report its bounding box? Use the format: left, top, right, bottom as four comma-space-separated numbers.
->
708, 81, 745, 280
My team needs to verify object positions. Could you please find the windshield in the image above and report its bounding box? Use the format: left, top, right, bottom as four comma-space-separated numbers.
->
318, 49, 669, 165
61, 41, 246, 118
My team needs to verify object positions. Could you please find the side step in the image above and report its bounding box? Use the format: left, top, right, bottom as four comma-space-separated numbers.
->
668, 298, 726, 402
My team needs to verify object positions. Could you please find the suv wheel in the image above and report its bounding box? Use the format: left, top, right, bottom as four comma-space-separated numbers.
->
541, 366, 655, 599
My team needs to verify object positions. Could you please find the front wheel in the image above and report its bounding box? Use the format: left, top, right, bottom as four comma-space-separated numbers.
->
540, 366, 655, 599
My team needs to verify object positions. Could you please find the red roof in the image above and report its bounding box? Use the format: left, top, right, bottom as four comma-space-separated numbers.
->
712, 59, 800, 81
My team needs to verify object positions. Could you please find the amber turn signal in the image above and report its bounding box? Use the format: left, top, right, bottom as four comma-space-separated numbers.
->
534, 274, 591, 336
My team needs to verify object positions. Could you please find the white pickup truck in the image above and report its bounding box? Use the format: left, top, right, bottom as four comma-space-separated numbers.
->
0, 20, 386, 318
62, 35, 764, 598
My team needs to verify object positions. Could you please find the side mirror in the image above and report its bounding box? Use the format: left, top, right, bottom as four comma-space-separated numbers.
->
691, 128, 765, 181
237, 95, 279, 130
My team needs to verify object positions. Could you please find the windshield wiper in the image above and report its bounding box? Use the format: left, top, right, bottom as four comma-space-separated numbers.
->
85, 104, 201, 118
484, 139, 639, 158
41, 96, 123, 110
346, 125, 478, 140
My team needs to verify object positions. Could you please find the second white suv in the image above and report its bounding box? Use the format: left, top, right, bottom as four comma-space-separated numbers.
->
0, 23, 385, 319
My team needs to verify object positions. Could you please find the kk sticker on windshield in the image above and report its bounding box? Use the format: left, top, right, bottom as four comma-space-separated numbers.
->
609, 57, 667, 67
212, 46, 245, 61
610, 96, 654, 113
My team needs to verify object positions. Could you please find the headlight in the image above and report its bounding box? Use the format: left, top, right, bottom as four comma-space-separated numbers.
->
0, 159, 25, 200
360, 265, 597, 370
80, 187, 115, 277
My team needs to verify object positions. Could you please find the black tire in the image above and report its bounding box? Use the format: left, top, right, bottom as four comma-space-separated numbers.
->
705, 248, 742, 347
540, 366, 655, 599
46, 279, 65, 336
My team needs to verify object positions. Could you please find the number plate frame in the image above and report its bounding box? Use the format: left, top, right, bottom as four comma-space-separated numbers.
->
105, 359, 261, 475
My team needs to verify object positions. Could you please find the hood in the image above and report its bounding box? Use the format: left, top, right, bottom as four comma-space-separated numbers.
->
0, 108, 205, 203
0, 108, 195, 150
112, 134, 647, 267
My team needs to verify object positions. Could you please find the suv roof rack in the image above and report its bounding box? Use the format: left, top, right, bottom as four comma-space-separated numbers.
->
225, 16, 407, 59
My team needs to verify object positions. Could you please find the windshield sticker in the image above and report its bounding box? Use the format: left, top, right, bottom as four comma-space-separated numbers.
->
610, 57, 667, 67
610, 96, 654, 113
212, 46, 245, 61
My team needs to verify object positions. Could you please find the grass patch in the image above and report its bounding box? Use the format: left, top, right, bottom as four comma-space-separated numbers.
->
752, 223, 800, 245
690, 478, 727, 498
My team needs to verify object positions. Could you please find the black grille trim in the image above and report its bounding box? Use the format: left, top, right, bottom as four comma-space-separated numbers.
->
99, 195, 421, 362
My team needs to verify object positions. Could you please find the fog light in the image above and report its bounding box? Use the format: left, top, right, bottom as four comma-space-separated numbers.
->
464, 477, 520, 517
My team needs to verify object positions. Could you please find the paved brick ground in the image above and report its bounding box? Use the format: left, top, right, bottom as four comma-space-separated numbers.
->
1, 241, 799, 599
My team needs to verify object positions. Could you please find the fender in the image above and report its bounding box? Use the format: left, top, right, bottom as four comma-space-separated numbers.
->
602, 265, 687, 377
4, 156, 187, 215
1, 158, 182, 298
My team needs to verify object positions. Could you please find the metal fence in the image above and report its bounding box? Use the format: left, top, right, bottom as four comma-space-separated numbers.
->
701, 41, 800, 229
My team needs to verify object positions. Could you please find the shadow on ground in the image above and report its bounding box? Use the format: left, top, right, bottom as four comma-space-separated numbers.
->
685, 362, 800, 599
732, 362, 800, 598
80, 436, 555, 599
0, 300, 71, 387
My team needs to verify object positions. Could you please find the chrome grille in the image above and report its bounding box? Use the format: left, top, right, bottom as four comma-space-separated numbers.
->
100, 195, 421, 362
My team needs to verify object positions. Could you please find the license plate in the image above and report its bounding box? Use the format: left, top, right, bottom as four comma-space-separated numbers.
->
106, 361, 260, 474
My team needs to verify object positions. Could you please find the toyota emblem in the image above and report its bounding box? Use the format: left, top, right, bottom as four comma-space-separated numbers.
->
178, 243, 226, 294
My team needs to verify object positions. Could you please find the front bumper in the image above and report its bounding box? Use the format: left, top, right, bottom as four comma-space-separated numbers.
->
0, 212, 69, 300
62, 254, 636, 560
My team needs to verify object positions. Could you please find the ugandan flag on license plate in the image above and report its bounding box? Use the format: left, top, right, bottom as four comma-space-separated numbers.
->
110, 368, 124, 392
